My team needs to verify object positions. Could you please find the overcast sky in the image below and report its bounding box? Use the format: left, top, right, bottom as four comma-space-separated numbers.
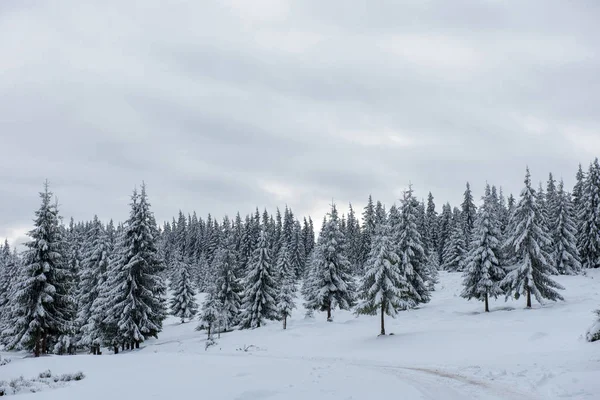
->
1, 0, 599, 247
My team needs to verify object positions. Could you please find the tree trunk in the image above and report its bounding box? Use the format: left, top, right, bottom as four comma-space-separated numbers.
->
283, 315, 287, 330
484, 292, 489, 313
114, 346, 119, 354
327, 303, 332, 321
526, 287, 532, 308
41, 333, 47, 355
34, 334, 41, 358
135, 341, 140, 349
380, 301, 386, 336
121, 343, 125, 351
207, 325, 211, 339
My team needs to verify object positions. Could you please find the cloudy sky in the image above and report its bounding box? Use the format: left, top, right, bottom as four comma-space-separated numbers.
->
1, 0, 599, 247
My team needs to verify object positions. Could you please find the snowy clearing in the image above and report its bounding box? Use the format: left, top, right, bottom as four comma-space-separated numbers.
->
1, 271, 600, 399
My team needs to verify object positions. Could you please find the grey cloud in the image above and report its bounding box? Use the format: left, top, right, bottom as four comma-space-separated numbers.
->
1, 0, 599, 247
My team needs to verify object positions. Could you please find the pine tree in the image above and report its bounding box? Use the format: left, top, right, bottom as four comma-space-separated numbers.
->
361, 195, 376, 265
441, 210, 467, 272
357, 223, 415, 335
578, 159, 600, 269
462, 182, 477, 249
553, 180, 582, 275
396, 186, 431, 305
77, 216, 110, 354
198, 288, 223, 338
461, 184, 505, 312
169, 252, 198, 323
346, 203, 363, 273
239, 230, 278, 329
212, 239, 242, 331
425, 192, 438, 255
502, 168, 564, 308
438, 203, 453, 264
4, 182, 73, 357
276, 245, 296, 329
103, 184, 166, 349
304, 204, 356, 321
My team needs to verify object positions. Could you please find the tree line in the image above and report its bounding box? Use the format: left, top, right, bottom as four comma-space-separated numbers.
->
2, 158, 600, 356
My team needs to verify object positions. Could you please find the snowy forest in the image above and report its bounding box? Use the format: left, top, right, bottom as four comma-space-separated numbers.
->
2, 158, 600, 358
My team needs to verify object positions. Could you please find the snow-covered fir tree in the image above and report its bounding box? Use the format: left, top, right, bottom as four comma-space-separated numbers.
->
425, 192, 438, 256
395, 187, 432, 304
461, 182, 477, 249
503, 168, 564, 308
239, 229, 278, 329
361, 195, 376, 266
276, 244, 296, 329
3, 182, 74, 357
304, 204, 356, 321
198, 288, 223, 338
77, 216, 111, 354
553, 180, 582, 275
102, 184, 166, 349
212, 238, 242, 332
578, 159, 600, 269
169, 251, 198, 323
461, 184, 505, 312
357, 222, 415, 335
441, 208, 467, 272
437, 203, 453, 264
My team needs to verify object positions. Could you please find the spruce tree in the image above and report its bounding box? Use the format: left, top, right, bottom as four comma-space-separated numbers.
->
461, 185, 505, 312
103, 184, 166, 349
425, 192, 438, 255
276, 245, 296, 329
357, 223, 415, 335
553, 180, 582, 275
239, 230, 278, 329
4, 182, 73, 357
77, 216, 110, 354
304, 204, 356, 321
396, 186, 431, 304
578, 159, 600, 269
361, 195, 376, 265
441, 211, 467, 272
437, 203, 453, 264
198, 288, 223, 338
461, 182, 477, 249
212, 239, 242, 331
169, 252, 198, 323
503, 168, 564, 308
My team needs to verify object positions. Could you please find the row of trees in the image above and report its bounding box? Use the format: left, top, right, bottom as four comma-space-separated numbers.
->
2, 158, 600, 352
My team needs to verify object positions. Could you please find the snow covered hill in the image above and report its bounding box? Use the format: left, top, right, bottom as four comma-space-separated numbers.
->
2, 271, 600, 399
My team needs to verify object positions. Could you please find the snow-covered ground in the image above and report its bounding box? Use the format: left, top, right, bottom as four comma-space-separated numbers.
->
2, 271, 600, 399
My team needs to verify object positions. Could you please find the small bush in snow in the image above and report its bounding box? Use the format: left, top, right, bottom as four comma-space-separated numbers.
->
586, 310, 600, 342
38, 370, 52, 379
0, 370, 85, 396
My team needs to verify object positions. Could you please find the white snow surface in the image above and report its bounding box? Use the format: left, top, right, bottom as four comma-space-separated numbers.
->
2, 271, 600, 399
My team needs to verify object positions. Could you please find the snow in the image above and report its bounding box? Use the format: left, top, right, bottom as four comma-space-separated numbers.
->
2, 271, 600, 399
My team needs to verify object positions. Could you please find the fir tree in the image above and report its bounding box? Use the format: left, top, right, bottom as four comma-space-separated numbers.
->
461, 184, 505, 312
169, 252, 198, 323
77, 216, 110, 354
502, 168, 564, 308
395, 186, 431, 304
212, 239, 242, 331
239, 230, 278, 329
276, 245, 296, 329
304, 204, 356, 321
357, 223, 415, 335
578, 159, 600, 269
4, 182, 73, 357
198, 288, 223, 338
553, 180, 582, 275
103, 184, 166, 349
461, 182, 477, 249
361, 195, 376, 265
441, 210, 467, 272
438, 203, 453, 264
425, 192, 439, 255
